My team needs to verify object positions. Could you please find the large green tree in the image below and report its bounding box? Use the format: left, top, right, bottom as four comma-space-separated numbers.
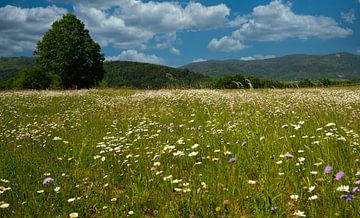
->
34, 14, 105, 88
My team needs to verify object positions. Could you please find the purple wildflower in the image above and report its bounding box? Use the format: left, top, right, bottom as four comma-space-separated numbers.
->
335, 171, 345, 180
228, 158, 237, 164
324, 165, 333, 174
352, 187, 359, 193
340, 194, 354, 202
354, 180, 360, 185
283, 152, 294, 158
42, 177, 54, 185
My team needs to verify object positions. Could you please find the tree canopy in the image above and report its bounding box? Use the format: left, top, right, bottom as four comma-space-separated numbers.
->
34, 13, 105, 89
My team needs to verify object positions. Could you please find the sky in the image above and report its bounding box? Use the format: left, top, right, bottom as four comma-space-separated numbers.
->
0, 0, 359, 66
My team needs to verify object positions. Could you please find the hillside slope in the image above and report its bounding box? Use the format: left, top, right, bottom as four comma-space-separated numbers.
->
0, 57, 36, 80
182, 52, 360, 81
103, 61, 208, 88
0, 57, 207, 88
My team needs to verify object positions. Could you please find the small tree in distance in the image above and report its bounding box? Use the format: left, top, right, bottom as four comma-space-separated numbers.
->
34, 13, 105, 89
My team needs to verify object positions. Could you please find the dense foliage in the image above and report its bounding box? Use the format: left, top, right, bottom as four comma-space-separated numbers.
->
9, 68, 57, 90
103, 61, 209, 89
182, 53, 360, 81
34, 14, 105, 89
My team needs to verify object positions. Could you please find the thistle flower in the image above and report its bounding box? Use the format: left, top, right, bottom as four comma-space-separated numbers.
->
335, 171, 345, 180
324, 165, 333, 174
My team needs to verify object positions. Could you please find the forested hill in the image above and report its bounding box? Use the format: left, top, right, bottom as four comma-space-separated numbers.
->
0, 57, 36, 80
182, 52, 360, 81
0, 57, 208, 88
103, 61, 208, 88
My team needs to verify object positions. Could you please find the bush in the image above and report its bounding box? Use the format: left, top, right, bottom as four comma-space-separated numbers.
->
298, 79, 315, 87
12, 68, 56, 90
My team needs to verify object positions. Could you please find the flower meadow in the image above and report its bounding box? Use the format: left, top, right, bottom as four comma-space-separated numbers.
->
0, 88, 359, 217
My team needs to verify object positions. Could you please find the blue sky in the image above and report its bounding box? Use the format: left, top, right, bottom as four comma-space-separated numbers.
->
0, 0, 359, 66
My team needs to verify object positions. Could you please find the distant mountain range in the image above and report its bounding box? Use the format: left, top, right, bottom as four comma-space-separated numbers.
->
182, 52, 360, 81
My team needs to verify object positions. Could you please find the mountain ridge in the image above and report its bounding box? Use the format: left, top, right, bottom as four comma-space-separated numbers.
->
181, 52, 360, 81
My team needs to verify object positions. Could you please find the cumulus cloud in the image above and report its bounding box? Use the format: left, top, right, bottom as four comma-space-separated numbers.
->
240, 54, 276, 61
106, 49, 165, 65
341, 9, 356, 24
75, 5, 153, 49
208, 36, 248, 52
75, 0, 230, 52
0, 5, 67, 55
192, 58, 207, 63
209, 0, 352, 52
169, 47, 181, 55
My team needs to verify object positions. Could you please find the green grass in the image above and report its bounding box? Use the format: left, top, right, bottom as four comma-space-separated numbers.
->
0, 88, 359, 217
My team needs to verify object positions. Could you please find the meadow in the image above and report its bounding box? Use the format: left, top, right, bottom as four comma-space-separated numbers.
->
0, 88, 359, 217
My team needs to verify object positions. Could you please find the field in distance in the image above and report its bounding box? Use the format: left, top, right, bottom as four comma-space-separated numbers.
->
0, 88, 359, 217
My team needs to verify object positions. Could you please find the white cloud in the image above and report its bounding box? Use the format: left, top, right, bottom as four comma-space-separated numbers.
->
192, 58, 207, 63
106, 49, 165, 65
208, 36, 248, 52
75, 0, 230, 52
170, 47, 181, 55
209, 0, 352, 52
75, 5, 153, 49
341, 9, 356, 24
240, 54, 276, 61
0, 5, 67, 55
228, 15, 248, 27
